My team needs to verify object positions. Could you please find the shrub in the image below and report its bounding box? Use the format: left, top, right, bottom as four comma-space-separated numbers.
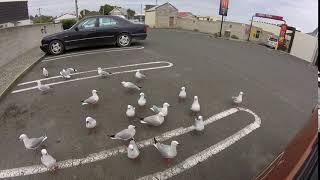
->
61, 19, 77, 30
231, 35, 239, 39
193, 29, 199, 32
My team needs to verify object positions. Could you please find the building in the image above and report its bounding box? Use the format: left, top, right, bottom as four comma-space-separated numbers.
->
196, 16, 222, 21
0, 0, 31, 28
133, 13, 145, 23
145, 2, 178, 28
54, 13, 76, 23
178, 12, 196, 19
109, 7, 128, 18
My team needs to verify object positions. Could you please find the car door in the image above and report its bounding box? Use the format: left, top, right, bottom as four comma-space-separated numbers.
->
64, 17, 99, 48
95, 17, 120, 45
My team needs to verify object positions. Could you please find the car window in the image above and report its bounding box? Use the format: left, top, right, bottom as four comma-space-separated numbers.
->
99, 17, 118, 27
78, 18, 97, 29
269, 38, 278, 42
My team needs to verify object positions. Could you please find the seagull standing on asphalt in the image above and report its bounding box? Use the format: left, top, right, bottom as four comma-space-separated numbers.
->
179, 87, 187, 99
40, 149, 57, 171
126, 105, 136, 118
121, 81, 142, 91
66, 68, 77, 73
37, 80, 51, 93
139, 112, 166, 126
42, 68, 49, 77
191, 96, 200, 113
153, 137, 179, 161
232, 91, 244, 104
138, 92, 147, 106
18, 134, 47, 150
97, 67, 112, 77
150, 102, 170, 116
127, 139, 140, 159
108, 125, 136, 141
60, 69, 71, 79
194, 116, 204, 132
135, 70, 146, 80
85, 117, 97, 129
81, 90, 99, 105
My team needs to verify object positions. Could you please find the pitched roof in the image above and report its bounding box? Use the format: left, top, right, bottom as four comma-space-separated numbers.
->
178, 12, 192, 17
146, 2, 178, 12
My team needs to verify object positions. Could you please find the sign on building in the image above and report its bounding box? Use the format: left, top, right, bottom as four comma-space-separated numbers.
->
219, 0, 229, 16
255, 13, 283, 21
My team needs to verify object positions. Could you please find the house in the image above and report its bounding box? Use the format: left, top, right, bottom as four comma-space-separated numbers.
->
145, 2, 178, 28
178, 12, 196, 19
109, 7, 128, 18
0, 0, 30, 28
54, 13, 77, 23
133, 14, 145, 23
196, 16, 222, 21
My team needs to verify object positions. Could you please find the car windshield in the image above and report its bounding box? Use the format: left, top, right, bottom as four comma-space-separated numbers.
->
0, 1, 318, 180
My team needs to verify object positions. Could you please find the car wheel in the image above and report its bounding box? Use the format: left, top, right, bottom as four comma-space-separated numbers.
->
49, 40, 64, 55
117, 33, 131, 47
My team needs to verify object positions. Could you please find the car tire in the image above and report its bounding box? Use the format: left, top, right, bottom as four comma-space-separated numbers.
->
117, 33, 132, 47
48, 40, 64, 55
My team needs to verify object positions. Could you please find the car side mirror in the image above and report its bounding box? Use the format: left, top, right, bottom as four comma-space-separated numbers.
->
74, 27, 79, 31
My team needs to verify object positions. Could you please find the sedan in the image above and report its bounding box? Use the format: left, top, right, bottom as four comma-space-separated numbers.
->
40, 15, 148, 55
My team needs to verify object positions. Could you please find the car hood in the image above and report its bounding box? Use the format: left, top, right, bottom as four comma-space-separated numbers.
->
43, 29, 72, 39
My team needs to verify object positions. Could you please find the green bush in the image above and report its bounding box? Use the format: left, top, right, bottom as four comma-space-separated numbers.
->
61, 19, 77, 30
231, 35, 239, 39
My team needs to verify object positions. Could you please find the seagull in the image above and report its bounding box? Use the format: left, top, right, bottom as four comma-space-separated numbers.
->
127, 139, 140, 159
194, 116, 204, 132
153, 137, 179, 160
36, 80, 51, 93
60, 69, 71, 79
108, 125, 136, 140
85, 117, 97, 129
81, 90, 99, 105
97, 67, 112, 77
139, 112, 166, 126
18, 134, 47, 150
121, 81, 142, 91
191, 96, 200, 113
138, 92, 147, 106
126, 105, 136, 118
150, 102, 170, 116
232, 91, 244, 104
135, 70, 146, 79
41, 149, 57, 171
178, 87, 187, 99
66, 68, 77, 73
42, 68, 49, 77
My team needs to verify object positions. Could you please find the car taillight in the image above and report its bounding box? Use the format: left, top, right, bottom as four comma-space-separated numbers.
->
144, 26, 147, 33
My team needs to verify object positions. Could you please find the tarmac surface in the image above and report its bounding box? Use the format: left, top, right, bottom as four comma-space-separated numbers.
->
0, 29, 317, 180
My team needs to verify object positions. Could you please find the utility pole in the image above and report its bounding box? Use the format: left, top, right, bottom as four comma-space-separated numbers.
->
219, 15, 224, 37
140, 3, 143, 22
75, 0, 79, 19
156, 0, 158, 5
38, 8, 42, 23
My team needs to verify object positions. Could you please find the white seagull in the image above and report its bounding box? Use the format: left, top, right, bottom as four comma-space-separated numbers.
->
19, 134, 47, 150
153, 137, 179, 160
85, 117, 97, 129
127, 139, 140, 159
121, 81, 142, 91
41, 149, 57, 171
36, 80, 51, 93
194, 115, 205, 132
81, 90, 99, 105
42, 68, 49, 77
126, 105, 136, 118
191, 96, 200, 113
138, 92, 147, 106
97, 67, 112, 77
140, 112, 166, 126
150, 102, 170, 116
178, 87, 187, 99
232, 91, 244, 104
60, 69, 71, 79
135, 70, 146, 79
108, 125, 136, 141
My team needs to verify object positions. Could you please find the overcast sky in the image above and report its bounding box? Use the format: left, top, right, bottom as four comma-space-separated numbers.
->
28, 0, 318, 32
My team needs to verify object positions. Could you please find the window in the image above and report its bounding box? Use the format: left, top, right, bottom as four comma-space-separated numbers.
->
78, 18, 97, 29
99, 17, 117, 27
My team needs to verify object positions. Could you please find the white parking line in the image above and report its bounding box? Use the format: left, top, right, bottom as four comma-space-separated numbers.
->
12, 61, 173, 94
0, 107, 261, 179
42, 46, 144, 63
138, 108, 262, 180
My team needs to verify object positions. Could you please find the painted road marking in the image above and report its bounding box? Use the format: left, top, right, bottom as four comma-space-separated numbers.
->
42, 46, 144, 63
0, 107, 261, 179
137, 107, 261, 180
12, 61, 173, 94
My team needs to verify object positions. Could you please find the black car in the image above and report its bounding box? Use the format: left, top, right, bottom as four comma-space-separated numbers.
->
40, 15, 148, 55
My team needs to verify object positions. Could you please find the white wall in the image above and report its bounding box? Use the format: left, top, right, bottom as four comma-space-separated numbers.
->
290, 32, 318, 62
145, 11, 156, 28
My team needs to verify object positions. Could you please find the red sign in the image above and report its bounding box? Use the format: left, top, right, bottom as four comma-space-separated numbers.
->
278, 24, 288, 46
255, 13, 283, 21
219, 0, 229, 16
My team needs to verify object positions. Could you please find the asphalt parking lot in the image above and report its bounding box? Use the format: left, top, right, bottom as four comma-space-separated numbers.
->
0, 29, 317, 180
